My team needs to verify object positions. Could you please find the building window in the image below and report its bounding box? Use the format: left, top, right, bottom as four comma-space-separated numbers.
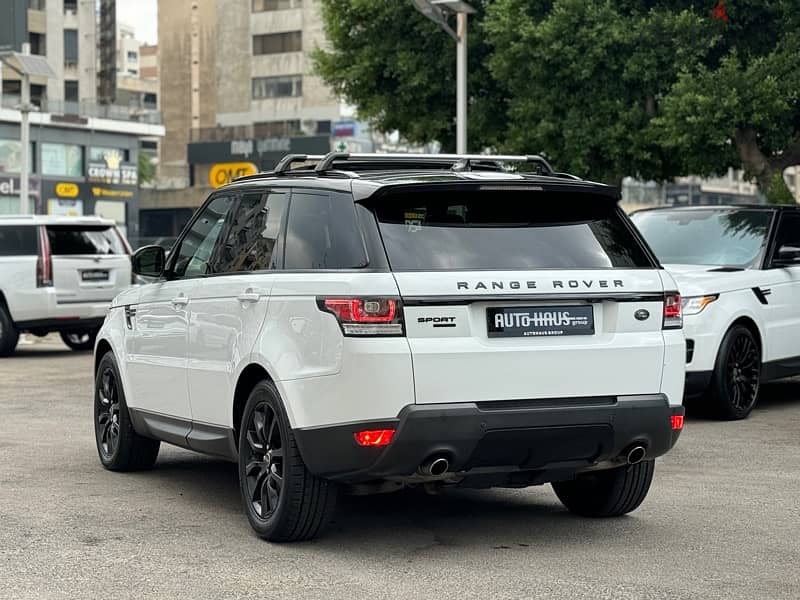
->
252, 0, 301, 11
89, 147, 130, 164
252, 75, 302, 99
63, 0, 77, 12
253, 32, 302, 55
41, 143, 83, 177
28, 33, 46, 56
127, 51, 138, 61
64, 81, 79, 102
0, 140, 36, 174
64, 30, 78, 65
254, 120, 301, 137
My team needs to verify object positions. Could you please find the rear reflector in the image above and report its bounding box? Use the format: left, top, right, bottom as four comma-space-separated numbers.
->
354, 429, 396, 447
318, 297, 404, 336
663, 292, 682, 329
671, 415, 684, 431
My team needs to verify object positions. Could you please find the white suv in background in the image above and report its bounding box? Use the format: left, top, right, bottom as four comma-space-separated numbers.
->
93, 153, 686, 542
0, 216, 132, 355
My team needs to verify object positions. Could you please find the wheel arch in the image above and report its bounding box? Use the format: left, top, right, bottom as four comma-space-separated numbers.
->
95, 338, 113, 373
728, 315, 763, 356
233, 363, 276, 441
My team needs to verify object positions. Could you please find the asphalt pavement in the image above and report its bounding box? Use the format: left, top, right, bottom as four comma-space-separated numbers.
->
1, 339, 799, 600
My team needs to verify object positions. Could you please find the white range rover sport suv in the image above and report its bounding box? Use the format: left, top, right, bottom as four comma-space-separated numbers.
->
0, 215, 131, 356
93, 153, 686, 542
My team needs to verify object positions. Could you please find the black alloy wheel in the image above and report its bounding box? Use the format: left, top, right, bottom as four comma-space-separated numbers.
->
96, 366, 122, 460
243, 402, 285, 519
237, 380, 337, 542
93, 351, 160, 471
710, 325, 761, 420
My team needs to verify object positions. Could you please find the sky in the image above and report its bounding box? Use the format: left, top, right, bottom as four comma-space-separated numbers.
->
117, 0, 158, 45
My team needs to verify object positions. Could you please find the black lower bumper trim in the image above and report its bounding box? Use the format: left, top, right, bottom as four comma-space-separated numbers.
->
685, 371, 712, 398
294, 395, 684, 483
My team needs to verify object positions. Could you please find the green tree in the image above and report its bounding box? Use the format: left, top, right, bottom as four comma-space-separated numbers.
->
314, 1, 800, 192
138, 151, 155, 186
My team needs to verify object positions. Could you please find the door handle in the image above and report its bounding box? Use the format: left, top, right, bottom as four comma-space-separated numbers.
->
171, 294, 189, 307
237, 289, 262, 303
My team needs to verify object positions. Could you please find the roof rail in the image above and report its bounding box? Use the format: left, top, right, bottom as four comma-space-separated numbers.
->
313, 152, 556, 175
273, 154, 326, 175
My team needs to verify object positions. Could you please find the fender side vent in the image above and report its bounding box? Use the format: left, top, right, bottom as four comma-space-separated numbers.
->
752, 287, 771, 305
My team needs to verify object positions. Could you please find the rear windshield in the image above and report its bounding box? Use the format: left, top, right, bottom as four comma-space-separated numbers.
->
47, 225, 126, 255
372, 192, 652, 271
0, 225, 37, 256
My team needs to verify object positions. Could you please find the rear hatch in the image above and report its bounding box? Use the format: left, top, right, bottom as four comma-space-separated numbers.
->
370, 185, 672, 405
46, 224, 131, 304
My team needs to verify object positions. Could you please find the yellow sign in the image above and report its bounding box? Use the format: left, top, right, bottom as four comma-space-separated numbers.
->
55, 182, 80, 198
209, 162, 258, 188
92, 187, 134, 198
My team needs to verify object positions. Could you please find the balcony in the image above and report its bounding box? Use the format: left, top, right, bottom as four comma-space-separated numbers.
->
0, 94, 162, 125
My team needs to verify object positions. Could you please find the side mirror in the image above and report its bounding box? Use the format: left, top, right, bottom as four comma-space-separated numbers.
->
132, 245, 166, 278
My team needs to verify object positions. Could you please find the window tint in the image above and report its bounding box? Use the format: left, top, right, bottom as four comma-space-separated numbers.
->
773, 213, 800, 254
215, 191, 288, 273
172, 195, 235, 278
46, 226, 125, 255
372, 192, 651, 271
284, 192, 368, 270
0, 226, 37, 256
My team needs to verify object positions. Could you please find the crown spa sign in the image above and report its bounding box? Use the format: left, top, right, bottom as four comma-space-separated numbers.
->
87, 149, 138, 186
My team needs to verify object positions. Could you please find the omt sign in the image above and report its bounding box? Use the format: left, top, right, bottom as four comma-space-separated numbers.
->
209, 162, 258, 188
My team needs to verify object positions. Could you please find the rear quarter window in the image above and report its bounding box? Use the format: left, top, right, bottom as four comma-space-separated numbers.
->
371, 190, 652, 271
0, 225, 38, 256
47, 225, 125, 255
284, 191, 368, 270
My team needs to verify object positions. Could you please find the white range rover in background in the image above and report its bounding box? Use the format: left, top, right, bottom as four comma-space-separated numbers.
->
0, 216, 132, 356
93, 153, 686, 542
632, 205, 800, 420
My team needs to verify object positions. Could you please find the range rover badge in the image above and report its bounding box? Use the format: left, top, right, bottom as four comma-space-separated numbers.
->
634, 309, 650, 321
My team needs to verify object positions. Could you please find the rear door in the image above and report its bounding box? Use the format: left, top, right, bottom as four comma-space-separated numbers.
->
46, 224, 130, 304
371, 187, 669, 405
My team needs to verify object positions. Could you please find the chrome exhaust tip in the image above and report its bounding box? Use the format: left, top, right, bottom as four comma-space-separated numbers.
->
419, 456, 450, 477
626, 445, 646, 465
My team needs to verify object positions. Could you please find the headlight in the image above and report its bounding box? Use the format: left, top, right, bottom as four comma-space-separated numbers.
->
682, 295, 719, 315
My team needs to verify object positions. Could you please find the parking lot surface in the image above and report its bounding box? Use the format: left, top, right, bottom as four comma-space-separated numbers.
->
1, 340, 800, 600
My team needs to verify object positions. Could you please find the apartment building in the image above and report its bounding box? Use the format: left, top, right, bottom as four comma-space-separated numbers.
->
0, 0, 164, 240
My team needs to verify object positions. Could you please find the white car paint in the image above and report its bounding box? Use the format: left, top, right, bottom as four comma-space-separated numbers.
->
666, 262, 800, 374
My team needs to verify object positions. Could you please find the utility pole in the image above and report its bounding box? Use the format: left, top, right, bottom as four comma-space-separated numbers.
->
413, 1, 475, 154
19, 43, 31, 214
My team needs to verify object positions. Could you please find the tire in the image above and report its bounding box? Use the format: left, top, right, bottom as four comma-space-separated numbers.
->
238, 380, 337, 542
708, 325, 761, 420
552, 461, 655, 517
0, 303, 19, 357
94, 351, 160, 471
61, 328, 99, 352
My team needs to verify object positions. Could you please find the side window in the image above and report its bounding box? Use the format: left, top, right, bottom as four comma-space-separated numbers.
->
171, 195, 235, 278
773, 213, 800, 258
215, 190, 289, 273
0, 226, 37, 257
284, 191, 368, 270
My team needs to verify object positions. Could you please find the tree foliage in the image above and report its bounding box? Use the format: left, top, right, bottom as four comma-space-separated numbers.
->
314, 1, 800, 190
137, 151, 155, 185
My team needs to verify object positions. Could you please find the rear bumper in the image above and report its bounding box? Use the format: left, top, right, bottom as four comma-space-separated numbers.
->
294, 394, 684, 483
685, 371, 713, 398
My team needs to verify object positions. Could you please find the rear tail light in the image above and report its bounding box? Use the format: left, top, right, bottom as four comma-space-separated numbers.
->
354, 429, 396, 447
36, 226, 53, 287
663, 292, 682, 329
671, 414, 684, 431
318, 297, 404, 336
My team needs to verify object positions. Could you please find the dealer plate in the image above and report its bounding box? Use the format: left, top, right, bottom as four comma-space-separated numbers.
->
81, 269, 109, 282
487, 305, 594, 338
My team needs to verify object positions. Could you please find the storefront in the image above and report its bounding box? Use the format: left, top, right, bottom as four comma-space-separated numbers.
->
0, 123, 141, 238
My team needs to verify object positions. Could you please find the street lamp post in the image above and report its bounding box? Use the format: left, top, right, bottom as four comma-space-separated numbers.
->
0, 45, 54, 215
413, 0, 476, 154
